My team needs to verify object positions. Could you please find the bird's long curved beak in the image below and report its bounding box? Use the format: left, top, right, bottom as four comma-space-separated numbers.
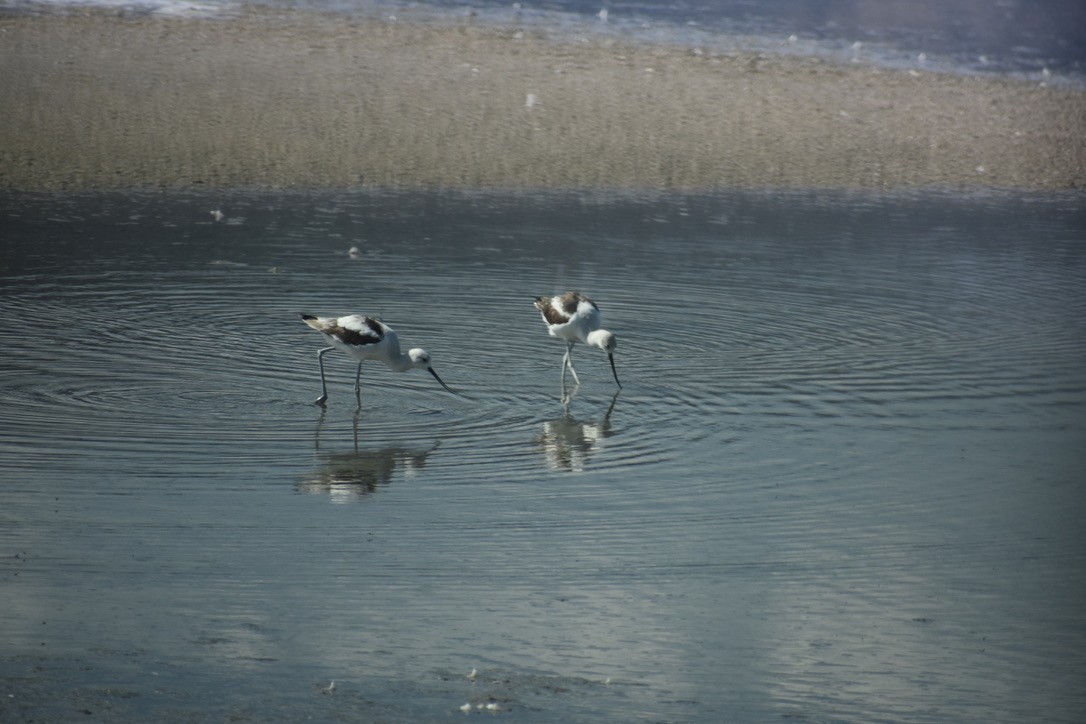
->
608, 353, 622, 388
429, 367, 459, 395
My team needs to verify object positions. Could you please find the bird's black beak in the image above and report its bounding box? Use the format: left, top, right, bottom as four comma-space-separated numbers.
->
429, 367, 459, 395
608, 353, 622, 388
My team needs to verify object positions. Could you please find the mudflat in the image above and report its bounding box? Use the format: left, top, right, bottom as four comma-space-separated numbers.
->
2, 8, 1084, 190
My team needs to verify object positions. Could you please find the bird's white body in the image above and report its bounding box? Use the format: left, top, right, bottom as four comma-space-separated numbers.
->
533, 292, 620, 387
306, 314, 418, 370
301, 314, 454, 404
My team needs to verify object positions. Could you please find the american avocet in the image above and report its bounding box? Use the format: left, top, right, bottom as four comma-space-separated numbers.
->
533, 292, 621, 387
300, 314, 456, 404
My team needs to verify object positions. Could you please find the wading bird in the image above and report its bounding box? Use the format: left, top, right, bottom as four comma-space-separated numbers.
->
300, 313, 456, 404
533, 292, 621, 387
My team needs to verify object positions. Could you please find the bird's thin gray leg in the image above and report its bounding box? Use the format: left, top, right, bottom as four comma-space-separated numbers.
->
354, 362, 363, 404
563, 341, 581, 385
315, 346, 334, 405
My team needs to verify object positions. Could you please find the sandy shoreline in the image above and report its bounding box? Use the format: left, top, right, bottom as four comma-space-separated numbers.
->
1, 8, 1084, 191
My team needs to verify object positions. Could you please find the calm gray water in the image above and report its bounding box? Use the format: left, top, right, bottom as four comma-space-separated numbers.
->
1, 189, 1084, 721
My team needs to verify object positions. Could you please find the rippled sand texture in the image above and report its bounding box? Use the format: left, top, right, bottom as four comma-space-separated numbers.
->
1, 9, 1084, 190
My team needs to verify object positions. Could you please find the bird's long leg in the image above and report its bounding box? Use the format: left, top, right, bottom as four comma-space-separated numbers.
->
315, 347, 334, 405
563, 341, 581, 385
354, 362, 363, 404
560, 374, 579, 409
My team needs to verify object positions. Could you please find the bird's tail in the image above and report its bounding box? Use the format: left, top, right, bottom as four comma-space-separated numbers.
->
300, 313, 324, 331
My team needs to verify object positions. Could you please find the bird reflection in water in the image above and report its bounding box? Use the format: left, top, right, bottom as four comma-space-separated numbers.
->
536, 386, 620, 472
296, 408, 440, 503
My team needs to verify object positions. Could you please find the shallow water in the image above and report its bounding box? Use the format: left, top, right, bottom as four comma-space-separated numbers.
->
1, 189, 1084, 721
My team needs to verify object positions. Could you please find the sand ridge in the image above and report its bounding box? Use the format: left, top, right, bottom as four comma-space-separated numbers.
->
1, 8, 1084, 190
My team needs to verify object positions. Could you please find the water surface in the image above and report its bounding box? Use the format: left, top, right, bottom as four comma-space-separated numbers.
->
1, 189, 1084, 721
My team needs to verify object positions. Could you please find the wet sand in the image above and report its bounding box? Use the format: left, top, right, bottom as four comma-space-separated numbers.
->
1, 8, 1084, 190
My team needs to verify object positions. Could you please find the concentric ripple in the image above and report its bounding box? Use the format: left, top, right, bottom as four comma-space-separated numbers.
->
2, 190, 1084, 724
1, 189, 1084, 492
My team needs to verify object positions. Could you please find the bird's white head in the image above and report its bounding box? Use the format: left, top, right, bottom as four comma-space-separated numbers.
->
409, 348, 458, 395
408, 348, 433, 369
586, 329, 617, 353
585, 330, 622, 388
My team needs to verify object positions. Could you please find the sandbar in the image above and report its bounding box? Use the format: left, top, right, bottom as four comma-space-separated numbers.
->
1, 8, 1084, 190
